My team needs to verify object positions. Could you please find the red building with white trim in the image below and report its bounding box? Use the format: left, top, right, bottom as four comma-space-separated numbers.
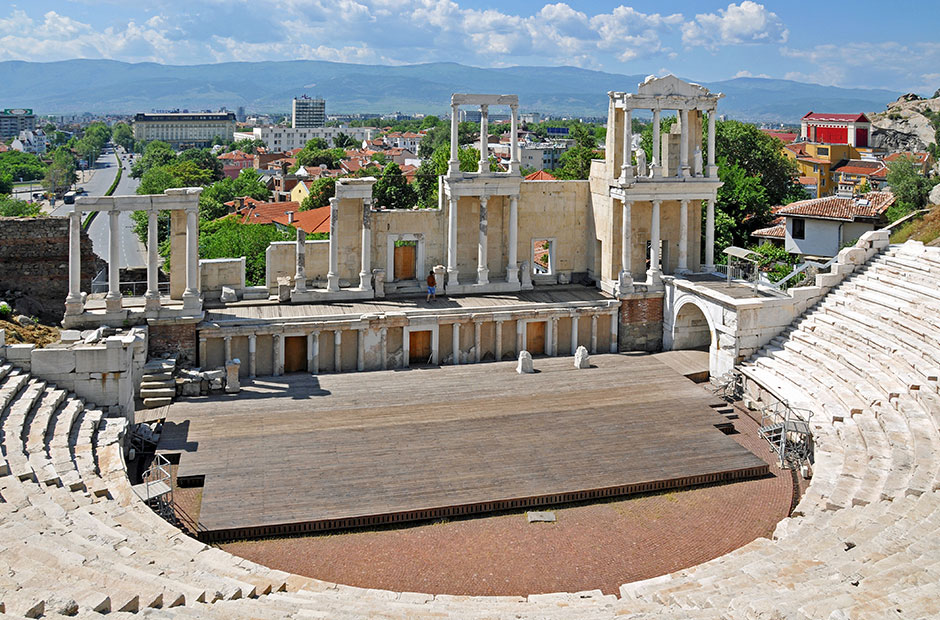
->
800, 112, 871, 147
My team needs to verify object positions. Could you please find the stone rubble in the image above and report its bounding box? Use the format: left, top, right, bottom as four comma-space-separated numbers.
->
516, 350, 534, 374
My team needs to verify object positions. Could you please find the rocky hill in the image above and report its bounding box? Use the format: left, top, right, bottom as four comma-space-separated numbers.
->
869, 93, 940, 152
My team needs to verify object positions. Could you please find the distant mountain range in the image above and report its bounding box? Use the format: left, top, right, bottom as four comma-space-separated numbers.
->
0, 59, 902, 123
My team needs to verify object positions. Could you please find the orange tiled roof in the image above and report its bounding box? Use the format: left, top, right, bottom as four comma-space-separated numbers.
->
751, 222, 785, 238
222, 198, 331, 235
524, 170, 557, 181
776, 191, 894, 221
761, 130, 798, 144
884, 152, 930, 164
832, 159, 888, 178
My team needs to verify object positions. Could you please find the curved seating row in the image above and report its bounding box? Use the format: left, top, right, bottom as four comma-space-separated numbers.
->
0, 240, 938, 619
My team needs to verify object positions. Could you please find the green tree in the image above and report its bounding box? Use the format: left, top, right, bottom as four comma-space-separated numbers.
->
0, 151, 45, 182
227, 138, 265, 154
197, 168, 271, 221
293, 145, 344, 171
373, 162, 417, 210
111, 122, 135, 151
198, 217, 294, 286
885, 156, 939, 221
0, 196, 41, 217
333, 132, 356, 149
178, 148, 224, 182
137, 160, 215, 195
716, 157, 770, 247
42, 147, 77, 196
131, 141, 176, 179
0, 171, 12, 195
299, 177, 335, 211
714, 120, 802, 208
414, 145, 489, 208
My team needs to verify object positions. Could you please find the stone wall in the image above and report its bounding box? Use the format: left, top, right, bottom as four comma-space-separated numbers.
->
148, 319, 198, 364
618, 292, 664, 352
0, 216, 100, 322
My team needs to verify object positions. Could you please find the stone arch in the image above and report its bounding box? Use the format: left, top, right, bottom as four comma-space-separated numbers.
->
672, 299, 713, 351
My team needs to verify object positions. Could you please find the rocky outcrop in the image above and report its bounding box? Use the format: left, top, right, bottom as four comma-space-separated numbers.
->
869, 96, 940, 153
871, 127, 927, 152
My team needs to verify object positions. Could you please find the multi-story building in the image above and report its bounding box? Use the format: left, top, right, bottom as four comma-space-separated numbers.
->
801, 112, 871, 147
133, 112, 235, 149
252, 126, 376, 151
292, 96, 326, 128
0, 108, 37, 140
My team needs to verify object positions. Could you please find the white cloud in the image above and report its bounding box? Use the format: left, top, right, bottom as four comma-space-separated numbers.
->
682, 2, 787, 50
781, 41, 940, 92
733, 70, 770, 78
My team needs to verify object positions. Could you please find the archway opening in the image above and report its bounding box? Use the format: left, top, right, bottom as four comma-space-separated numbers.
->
673, 302, 711, 351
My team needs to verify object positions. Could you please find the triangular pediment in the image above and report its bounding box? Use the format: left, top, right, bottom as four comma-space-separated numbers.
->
636, 75, 710, 97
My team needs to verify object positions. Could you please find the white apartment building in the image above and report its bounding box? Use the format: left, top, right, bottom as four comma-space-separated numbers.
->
252, 126, 377, 151
292, 96, 326, 128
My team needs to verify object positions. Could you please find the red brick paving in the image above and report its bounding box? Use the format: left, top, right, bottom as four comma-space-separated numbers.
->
215, 408, 794, 596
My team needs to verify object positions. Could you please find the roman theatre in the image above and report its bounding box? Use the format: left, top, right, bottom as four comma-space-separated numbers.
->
1, 76, 938, 618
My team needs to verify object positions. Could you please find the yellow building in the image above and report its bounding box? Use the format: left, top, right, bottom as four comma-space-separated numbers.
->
783, 142, 857, 198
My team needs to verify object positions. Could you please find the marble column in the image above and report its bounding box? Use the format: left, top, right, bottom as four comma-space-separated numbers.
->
105, 210, 122, 313
707, 109, 717, 178
447, 195, 459, 286
327, 197, 340, 291
145, 210, 160, 311
65, 211, 82, 315
621, 108, 634, 182
474, 321, 482, 363
308, 332, 319, 374
248, 334, 256, 378
509, 104, 519, 175
506, 195, 519, 283
590, 314, 598, 354
333, 330, 342, 373
705, 197, 716, 272
678, 199, 689, 273
609, 310, 619, 354
357, 328, 365, 372
380, 327, 387, 371
478, 104, 489, 173
477, 195, 489, 285
551, 318, 559, 356
402, 327, 410, 369
648, 199, 662, 285
223, 336, 232, 363
198, 337, 207, 368
293, 227, 307, 294
359, 198, 372, 291
272, 334, 282, 376
570, 315, 579, 354
452, 323, 460, 365
619, 199, 633, 292
182, 207, 200, 309
449, 103, 460, 175
651, 108, 661, 178
495, 320, 503, 362
516, 320, 525, 355
679, 108, 690, 178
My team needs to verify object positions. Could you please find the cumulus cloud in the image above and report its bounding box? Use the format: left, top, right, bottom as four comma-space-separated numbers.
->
781, 41, 940, 92
682, 2, 787, 50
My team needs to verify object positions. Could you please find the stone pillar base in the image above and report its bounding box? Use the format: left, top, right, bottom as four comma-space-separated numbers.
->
477, 267, 489, 285
359, 271, 372, 291
506, 266, 519, 284
707, 165, 719, 178
182, 291, 201, 311
447, 269, 459, 287
326, 273, 340, 292
144, 295, 161, 312
646, 270, 664, 291
65, 299, 84, 316
615, 271, 635, 297
105, 296, 122, 313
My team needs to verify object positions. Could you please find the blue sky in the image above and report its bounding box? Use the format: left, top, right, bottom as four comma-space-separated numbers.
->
1, 1, 937, 92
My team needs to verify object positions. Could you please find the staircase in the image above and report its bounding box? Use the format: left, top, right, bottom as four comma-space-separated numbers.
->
139, 357, 177, 409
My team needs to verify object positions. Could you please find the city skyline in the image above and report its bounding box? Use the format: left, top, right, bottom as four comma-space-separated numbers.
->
0, 1, 938, 94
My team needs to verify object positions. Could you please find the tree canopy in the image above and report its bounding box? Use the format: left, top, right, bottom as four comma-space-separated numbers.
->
42, 147, 77, 196
0, 150, 45, 182
198, 217, 294, 286
373, 162, 417, 210
299, 177, 335, 211
111, 122, 135, 151
885, 156, 940, 221
0, 196, 42, 217
131, 141, 176, 179
198, 168, 271, 221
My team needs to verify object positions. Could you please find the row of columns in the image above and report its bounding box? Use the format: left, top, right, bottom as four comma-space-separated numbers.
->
617, 197, 717, 285
620, 106, 717, 183
446, 194, 519, 287
206, 309, 620, 377
449, 102, 520, 176
66, 207, 199, 315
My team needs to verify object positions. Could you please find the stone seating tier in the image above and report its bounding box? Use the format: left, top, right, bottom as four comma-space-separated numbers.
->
1, 240, 940, 618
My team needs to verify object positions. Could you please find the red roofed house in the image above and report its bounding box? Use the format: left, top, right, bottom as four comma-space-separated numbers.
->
830, 159, 889, 193
218, 150, 254, 179
884, 151, 934, 175
223, 197, 331, 236
774, 191, 894, 259
801, 112, 871, 147
760, 129, 798, 144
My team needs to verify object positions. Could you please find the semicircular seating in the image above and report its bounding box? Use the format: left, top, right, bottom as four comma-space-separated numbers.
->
0, 240, 939, 619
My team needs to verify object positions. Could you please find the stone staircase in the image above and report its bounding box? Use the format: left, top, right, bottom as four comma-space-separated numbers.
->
0, 239, 939, 618
139, 358, 177, 409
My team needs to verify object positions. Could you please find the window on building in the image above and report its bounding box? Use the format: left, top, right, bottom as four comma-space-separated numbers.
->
791, 218, 805, 240
817, 146, 829, 157
532, 239, 554, 275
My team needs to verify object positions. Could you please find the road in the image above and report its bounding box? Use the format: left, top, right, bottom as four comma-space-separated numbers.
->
50, 146, 146, 270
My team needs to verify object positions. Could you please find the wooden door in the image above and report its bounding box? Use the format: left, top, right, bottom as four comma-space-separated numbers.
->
394, 243, 417, 280
409, 330, 432, 365
526, 321, 546, 355
284, 336, 307, 373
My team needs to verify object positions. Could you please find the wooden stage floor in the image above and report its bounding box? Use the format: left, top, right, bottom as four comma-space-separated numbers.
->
158, 353, 768, 540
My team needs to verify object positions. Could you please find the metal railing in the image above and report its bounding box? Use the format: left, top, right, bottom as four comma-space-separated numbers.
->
766, 255, 838, 291
91, 270, 170, 296
758, 397, 814, 470
140, 453, 175, 520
